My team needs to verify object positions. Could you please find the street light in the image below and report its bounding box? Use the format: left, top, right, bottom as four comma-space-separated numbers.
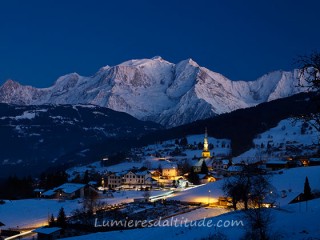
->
208, 190, 211, 205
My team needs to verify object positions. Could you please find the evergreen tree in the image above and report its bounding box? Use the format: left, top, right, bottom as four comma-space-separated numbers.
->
187, 167, 200, 185
83, 170, 89, 184
200, 160, 209, 174
304, 176, 312, 200
180, 137, 188, 146
57, 207, 67, 228
49, 214, 55, 226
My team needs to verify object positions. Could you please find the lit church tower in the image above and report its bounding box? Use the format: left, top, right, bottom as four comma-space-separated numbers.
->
202, 128, 211, 158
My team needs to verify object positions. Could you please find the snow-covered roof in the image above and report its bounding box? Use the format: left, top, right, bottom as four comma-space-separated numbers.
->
33, 227, 61, 234
160, 161, 178, 169
136, 170, 151, 176
42, 189, 56, 196
43, 183, 86, 196
266, 160, 287, 165
193, 159, 204, 167
57, 183, 86, 194
227, 165, 243, 172
108, 172, 123, 177
198, 174, 209, 179
222, 159, 229, 165
34, 188, 45, 192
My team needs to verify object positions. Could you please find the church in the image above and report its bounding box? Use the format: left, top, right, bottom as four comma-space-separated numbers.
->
193, 128, 213, 173
202, 128, 211, 158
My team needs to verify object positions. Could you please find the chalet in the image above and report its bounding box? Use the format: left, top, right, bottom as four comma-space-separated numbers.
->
212, 159, 230, 172
198, 174, 216, 184
34, 188, 45, 198
309, 157, 320, 166
265, 160, 287, 171
33, 227, 61, 240
161, 162, 178, 178
42, 183, 86, 199
226, 165, 243, 175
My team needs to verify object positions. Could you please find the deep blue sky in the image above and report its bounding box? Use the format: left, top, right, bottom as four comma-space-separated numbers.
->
0, 0, 319, 87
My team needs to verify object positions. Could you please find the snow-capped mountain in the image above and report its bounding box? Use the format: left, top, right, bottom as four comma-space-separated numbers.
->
0, 56, 308, 127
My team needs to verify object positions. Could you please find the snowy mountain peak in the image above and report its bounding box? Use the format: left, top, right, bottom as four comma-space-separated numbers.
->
151, 56, 163, 60
187, 58, 200, 67
2, 79, 22, 88
0, 57, 308, 127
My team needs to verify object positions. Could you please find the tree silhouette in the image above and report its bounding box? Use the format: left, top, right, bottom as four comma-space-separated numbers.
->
304, 176, 312, 200
200, 160, 208, 174
48, 214, 55, 226
187, 167, 200, 185
296, 51, 320, 137
57, 207, 67, 229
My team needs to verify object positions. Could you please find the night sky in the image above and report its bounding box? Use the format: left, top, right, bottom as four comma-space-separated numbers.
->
0, 0, 319, 87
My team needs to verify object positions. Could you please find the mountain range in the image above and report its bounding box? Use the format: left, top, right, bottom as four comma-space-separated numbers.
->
0, 104, 159, 177
0, 56, 308, 127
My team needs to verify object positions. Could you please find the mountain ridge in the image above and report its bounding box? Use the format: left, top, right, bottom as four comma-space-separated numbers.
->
0, 57, 309, 127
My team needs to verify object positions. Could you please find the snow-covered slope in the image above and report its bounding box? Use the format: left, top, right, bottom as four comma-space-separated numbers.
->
0, 57, 309, 127
233, 118, 319, 163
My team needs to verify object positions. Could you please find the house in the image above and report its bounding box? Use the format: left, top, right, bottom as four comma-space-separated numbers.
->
34, 188, 45, 198
309, 157, 320, 166
212, 159, 230, 171
122, 170, 152, 188
161, 162, 178, 178
33, 227, 61, 240
198, 174, 216, 184
42, 183, 86, 199
226, 165, 243, 175
105, 172, 123, 189
265, 160, 287, 171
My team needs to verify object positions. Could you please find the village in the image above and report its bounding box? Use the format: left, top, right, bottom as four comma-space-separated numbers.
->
1, 124, 319, 239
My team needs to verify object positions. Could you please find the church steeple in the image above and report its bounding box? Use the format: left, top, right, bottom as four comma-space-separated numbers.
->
202, 128, 211, 158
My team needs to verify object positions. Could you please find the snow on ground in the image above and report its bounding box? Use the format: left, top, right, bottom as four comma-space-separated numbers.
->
169, 166, 320, 207
270, 198, 320, 239
61, 195, 320, 240
270, 166, 320, 206
62, 210, 245, 240
0, 199, 82, 229
186, 135, 231, 157
67, 134, 231, 179
170, 182, 224, 203
167, 207, 228, 223
101, 190, 173, 205
234, 118, 318, 163
0, 190, 172, 230
67, 161, 144, 180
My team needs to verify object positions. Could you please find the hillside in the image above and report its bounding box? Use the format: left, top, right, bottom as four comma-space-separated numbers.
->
0, 104, 160, 178
139, 92, 318, 156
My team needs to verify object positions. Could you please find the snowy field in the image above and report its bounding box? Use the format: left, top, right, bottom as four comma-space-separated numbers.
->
67, 134, 231, 180
59, 166, 320, 240
0, 190, 172, 230
61, 198, 320, 240
169, 166, 320, 206
234, 118, 318, 163
0, 199, 82, 229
